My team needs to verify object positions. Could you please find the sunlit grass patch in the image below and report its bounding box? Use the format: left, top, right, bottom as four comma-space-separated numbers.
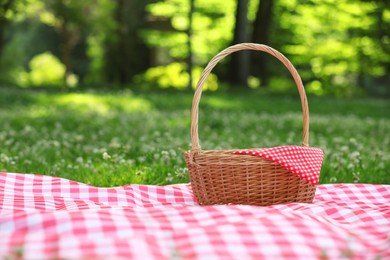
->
49, 92, 153, 114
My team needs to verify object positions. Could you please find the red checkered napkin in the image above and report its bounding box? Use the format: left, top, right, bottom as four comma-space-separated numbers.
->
233, 146, 324, 185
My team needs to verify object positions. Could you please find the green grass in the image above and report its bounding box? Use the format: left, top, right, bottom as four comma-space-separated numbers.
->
0, 87, 389, 186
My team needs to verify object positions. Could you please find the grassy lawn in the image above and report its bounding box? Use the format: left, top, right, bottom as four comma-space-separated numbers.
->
0, 87, 389, 186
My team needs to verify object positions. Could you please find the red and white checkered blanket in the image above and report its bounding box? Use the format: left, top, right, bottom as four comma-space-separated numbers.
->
1, 172, 389, 259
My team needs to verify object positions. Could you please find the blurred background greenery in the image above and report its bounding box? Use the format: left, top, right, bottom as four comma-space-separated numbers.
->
0, 0, 389, 96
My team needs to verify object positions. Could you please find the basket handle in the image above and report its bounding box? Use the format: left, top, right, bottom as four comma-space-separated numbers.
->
190, 43, 309, 151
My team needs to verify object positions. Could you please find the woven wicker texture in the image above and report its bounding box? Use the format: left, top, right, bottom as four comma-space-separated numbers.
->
184, 43, 317, 206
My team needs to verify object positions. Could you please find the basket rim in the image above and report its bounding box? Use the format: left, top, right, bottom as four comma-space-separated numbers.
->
184, 144, 319, 153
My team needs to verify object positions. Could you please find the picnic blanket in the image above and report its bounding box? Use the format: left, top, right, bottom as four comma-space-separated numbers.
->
0, 172, 389, 259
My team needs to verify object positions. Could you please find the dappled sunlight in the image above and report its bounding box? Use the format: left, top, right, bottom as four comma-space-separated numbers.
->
204, 96, 242, 110
135, 62, 219, 91
105, 95, 154, 113
201, 94, 300, 112
53, 93, 153, 114
55, 94, 111, 114
0, 88, 154, 118
26, 106, 54, 119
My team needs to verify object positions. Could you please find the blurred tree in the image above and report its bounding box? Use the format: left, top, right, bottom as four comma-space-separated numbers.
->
141, 0, 235, 89
103, 0, 152, 86
81, 0, 116, 85
0, 0, 47, 85
228, 0, 250, 88
356, 0, 390, 95
0, 0, 388, 95
0, 0, 16, 58
251, 0, 274, 87
42, 0, 93, 86
272, 0, 390, 96
144, 0, 235, 63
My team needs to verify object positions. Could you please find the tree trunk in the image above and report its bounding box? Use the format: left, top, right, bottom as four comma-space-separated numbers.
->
228, 0, 249, 88
0, 0, 14, 58
0, 20, 6, 59
104, 0, 152, 86
60, 23, 80, 86
117, 0, 130, 85
251, 0, 274, 87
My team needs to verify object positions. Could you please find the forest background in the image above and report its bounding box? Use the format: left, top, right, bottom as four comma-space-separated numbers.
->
0, 0, 389, 96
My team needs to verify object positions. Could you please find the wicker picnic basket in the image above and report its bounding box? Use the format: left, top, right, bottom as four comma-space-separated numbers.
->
184, 43, 321, 206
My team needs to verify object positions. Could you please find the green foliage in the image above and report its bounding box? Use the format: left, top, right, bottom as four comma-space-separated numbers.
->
144, 0, 236, 63
84, 0, 116, 84
135, 62, 218, 90
0, 87, 388, 186
273, 0, 390, 96
27, 52, 68, 86
0, 0, 388, 96
1, 0, 114, 86
0, 30, 27, 84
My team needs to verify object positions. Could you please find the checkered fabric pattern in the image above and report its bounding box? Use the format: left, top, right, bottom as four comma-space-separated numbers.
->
233, 145, 324, 185
1, 172, 389, 259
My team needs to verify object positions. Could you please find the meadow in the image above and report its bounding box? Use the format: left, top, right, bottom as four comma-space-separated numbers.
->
0, 87, 389, 186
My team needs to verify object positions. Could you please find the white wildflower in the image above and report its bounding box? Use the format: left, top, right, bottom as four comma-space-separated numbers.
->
102, 152, 111, 160
165, 173, 173, 183
76, 157, 84, 164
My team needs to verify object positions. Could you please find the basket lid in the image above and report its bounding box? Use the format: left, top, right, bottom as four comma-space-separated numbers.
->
233, 146, 324, 185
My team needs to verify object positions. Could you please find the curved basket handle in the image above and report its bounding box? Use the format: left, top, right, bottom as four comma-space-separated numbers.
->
190, 43, 309, 151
